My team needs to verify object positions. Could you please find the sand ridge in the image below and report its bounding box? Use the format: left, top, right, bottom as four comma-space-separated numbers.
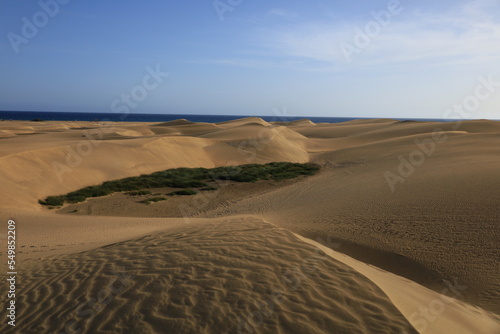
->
1, 216, 418, 334
0, 119, 310, 211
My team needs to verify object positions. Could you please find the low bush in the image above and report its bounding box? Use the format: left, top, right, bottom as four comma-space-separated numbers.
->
39, 162, 319, 206
167, 189, 198, 196
126, 190, 152, 196
39, 196, 65, 206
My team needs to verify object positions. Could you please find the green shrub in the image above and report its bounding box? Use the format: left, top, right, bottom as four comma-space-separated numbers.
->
66, 195, 87, 204
126, 190, 152, 196
38, 196, 65, 206
38, 162, 319, 206
167, 189, 198, 196
169, 179, 207, 188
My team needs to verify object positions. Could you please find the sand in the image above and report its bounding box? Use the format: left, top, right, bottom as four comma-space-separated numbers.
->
0, 117, 499, 333
3, 216, 421, 333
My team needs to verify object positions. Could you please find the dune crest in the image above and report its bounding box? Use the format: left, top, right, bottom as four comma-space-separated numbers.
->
216, 116, 271, 127
297, 234, 500, 334
271, 118, 316, 127
155, 119, 194, 126
4, 217, 417, 334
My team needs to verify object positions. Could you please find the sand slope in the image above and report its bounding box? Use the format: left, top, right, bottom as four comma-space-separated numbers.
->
201, 121, 500, 314
3, 217, 417, 334
299, 235, 500, 334
0, 120, 309, 211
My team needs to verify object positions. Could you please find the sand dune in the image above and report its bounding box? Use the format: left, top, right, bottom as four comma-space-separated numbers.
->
0, 130, 16, 138
271, 119, 316, 127
300, 235, 500, 334
1, 118, 499, 333
0, 136, 217, 211
201, 125, 309, 163
0, 120, 315, 211
172, 123, 222, 136
155, 119, 194, 126
1, 216, 418, 334
149, 126, 182, 136
216, 117, 271, 127
201, 122, 500, 314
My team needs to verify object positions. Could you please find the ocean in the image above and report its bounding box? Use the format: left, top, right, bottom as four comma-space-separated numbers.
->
0, 110, 459, 124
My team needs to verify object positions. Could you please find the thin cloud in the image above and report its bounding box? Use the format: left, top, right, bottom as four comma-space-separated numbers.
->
190, 1, 500, 74
259, 1, 500, 72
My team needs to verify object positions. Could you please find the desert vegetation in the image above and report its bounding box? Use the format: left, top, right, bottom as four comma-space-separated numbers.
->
39, 162, 320, 207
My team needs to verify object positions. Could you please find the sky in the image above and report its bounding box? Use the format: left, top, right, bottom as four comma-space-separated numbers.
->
0, 0, 499, 119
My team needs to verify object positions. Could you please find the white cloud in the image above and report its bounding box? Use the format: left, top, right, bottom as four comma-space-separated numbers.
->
259, 1, 500, 72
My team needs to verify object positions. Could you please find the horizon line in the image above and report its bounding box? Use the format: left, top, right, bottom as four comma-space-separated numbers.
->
1, 110, 498, 122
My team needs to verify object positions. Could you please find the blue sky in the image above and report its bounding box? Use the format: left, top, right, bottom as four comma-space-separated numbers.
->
0, 0, 499, 119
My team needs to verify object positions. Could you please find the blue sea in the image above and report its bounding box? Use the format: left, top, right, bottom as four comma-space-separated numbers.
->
0, 110, 459, 124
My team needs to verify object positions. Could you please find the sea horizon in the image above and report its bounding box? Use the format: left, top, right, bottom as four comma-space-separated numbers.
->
0, 110, 489, 124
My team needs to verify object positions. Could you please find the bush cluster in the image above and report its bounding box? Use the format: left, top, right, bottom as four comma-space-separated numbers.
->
167, 189, 198, 196
39, 162, 320, 206
126, 190, 152, 196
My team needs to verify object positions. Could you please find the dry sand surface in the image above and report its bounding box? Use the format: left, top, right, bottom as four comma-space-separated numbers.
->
1, 216, 420, 334
0, 117, 499, 333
